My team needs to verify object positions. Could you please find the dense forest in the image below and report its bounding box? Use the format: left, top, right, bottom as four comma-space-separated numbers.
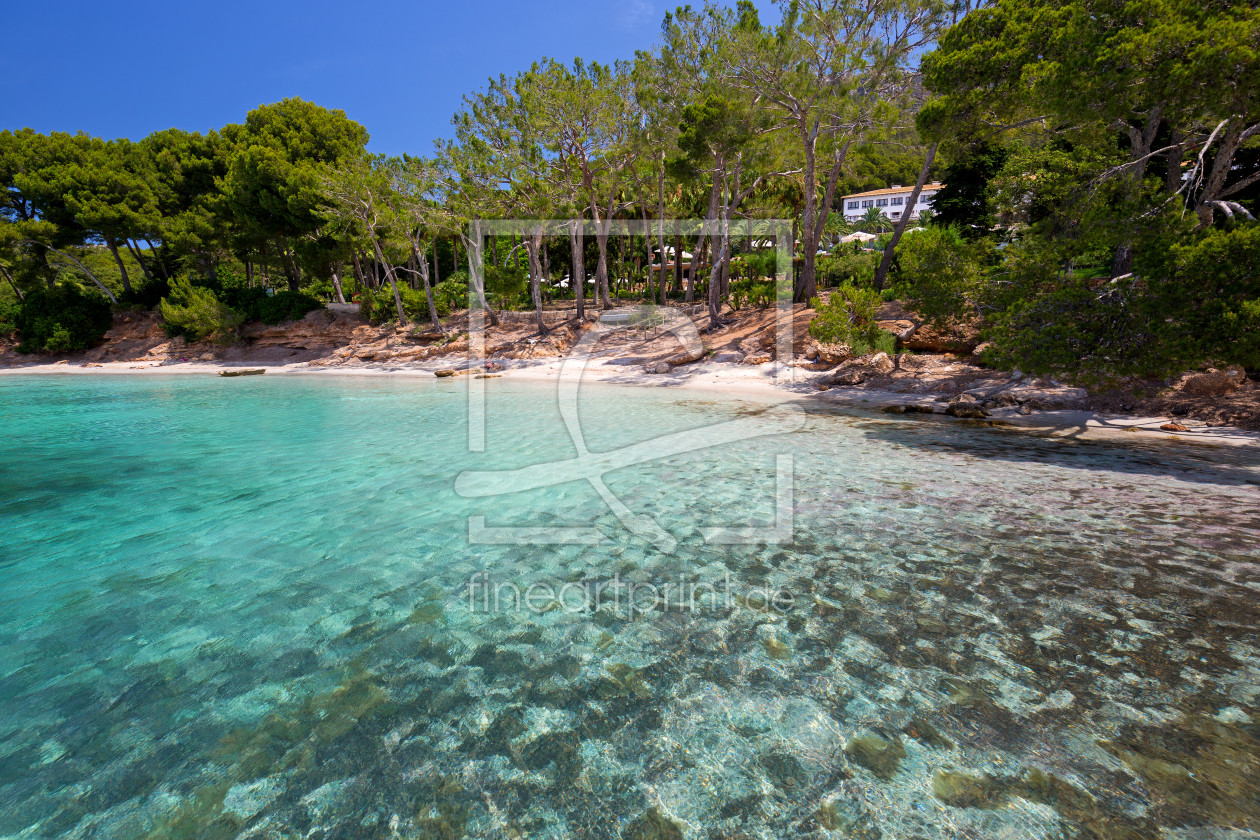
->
1, 0, 1256, 382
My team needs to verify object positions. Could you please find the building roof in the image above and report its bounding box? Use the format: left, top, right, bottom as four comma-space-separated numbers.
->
842, 183, 944, 201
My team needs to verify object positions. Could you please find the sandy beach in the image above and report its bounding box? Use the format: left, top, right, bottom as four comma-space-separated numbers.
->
5, 353, 1258, 450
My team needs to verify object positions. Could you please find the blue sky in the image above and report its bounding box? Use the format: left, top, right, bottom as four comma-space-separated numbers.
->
6, 0, 776, 156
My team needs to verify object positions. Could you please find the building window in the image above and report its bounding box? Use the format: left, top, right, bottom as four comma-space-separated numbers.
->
847, 201, 859, 210
891, 197, 903, 206
891, 212, 900, 219
861, 200, 873, 208
875, 198, 888, 206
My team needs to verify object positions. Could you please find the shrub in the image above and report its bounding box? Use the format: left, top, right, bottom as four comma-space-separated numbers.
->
159, 276, 242, 343
257, 290, 324, 325
218, 287, 323, 325
728, 278, 774, 310
809, 282, 896, 354
0, 299, 19, 337
15, 285, 113, 353
432, 279, 467, 315
892, 225, 987, 326
815, 252, 877, 289
981, 221, 1260, 381
118, 278, 171, 311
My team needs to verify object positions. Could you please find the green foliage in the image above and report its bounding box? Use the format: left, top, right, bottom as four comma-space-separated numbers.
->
931, 140, 1009, 238
815, 252, 876, 289
217, 286, 324, 324
359, 283, 452, 323
119, 278, 172, 310
159, 276, 242, 342
893, 226, 987, 326
0, 299, 19, 337
258, 290, 324, 325
14, 285, 113, 353
809, 282, 896, 354
977, 223, 1260, 381
728, 278, 774, 310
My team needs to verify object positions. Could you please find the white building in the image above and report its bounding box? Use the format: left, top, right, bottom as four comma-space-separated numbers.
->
841, 182, 943, 224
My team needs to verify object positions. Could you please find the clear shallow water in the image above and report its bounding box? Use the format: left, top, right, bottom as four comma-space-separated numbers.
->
1, 374, 1258, 840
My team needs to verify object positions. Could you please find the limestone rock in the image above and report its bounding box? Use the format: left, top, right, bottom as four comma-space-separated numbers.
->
901, 322, 980, 354
644, 362, 672, 374
829, 368, 866, 386
877, 319, 917, 341
712, 351, 744, 364
945, 403, 990, 419
816, 342, 853, 364
868, 351, 894, 374
666, 346, 705, 366
1183, 366, 1247, 396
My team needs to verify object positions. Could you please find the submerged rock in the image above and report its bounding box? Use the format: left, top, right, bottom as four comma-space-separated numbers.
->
622, 808, 683, 840
845, 731, 907, 781
932, 769, 1008, 809
903, 716, 954, 750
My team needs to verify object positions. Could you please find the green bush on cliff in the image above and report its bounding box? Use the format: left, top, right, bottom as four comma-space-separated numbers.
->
160, 276, 242, 343
14, 286, 113, 353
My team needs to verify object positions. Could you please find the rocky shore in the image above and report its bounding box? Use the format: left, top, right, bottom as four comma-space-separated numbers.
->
3, 302, 1257, 442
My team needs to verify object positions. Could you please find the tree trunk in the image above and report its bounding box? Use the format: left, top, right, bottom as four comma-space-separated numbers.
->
569, 220, 586, 322
873, 143, 938, 292
463, 226, 500, 327
0, 263, 24, 300
371, 238, 407, 326
142, 238, 170, 280
43, 244, 117, 304
1165, 128, 1184, 195
106, 238, 133, 295
798, 136, 855, 302
411, 244, 443, 332
636, 179, 655, 303
542, 240, 550, 301
245, 260, 254, 288
124, 240, 155, 283
673, 228, 683, 298
352, 252, 366, 295
330, 263, 347, 304
524, 228, 549, 336
407, 250, 419, 290
1195, 120, 1254, 228
593, 224, 612, 308
658, 162, 668, 306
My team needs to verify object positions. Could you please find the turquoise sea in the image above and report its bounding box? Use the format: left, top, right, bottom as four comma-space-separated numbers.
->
1, 374, 1258, 839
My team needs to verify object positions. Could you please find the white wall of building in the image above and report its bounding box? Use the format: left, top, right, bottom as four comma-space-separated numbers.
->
841, 183, 942, 224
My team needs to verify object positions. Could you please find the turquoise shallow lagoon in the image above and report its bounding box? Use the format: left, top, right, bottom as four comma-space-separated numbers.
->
1, 374, 1258, 839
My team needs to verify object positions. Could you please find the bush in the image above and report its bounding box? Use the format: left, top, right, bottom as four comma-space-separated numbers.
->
118, 278, 171, 311
432, 279, 466, 315
892, 225, 987, 326
160, 276, 242, 343
15, 285, 113, 353
0, 299, 19, 337
257, 290, 324, 325
728, 278, 774, 310
815, 252, 877, 288
218, 287, 323, 325
808, 282, 897, 355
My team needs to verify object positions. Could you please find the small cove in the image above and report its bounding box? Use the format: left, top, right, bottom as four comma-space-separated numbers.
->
1, 374, 1257, 838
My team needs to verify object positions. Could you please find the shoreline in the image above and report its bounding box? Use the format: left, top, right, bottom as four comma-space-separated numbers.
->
4, 356, 1259, 450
